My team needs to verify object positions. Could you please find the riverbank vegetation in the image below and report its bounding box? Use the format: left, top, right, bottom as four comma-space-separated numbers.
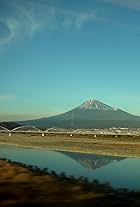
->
0, 158, 140, 206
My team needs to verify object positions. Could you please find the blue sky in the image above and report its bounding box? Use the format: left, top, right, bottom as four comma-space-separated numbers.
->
0, 0, 140, 121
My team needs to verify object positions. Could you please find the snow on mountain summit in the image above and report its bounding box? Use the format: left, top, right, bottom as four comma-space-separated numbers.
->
79, 99, 118, 111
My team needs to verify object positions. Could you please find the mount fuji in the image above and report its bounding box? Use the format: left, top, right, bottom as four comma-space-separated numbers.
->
17, 99, 140, 129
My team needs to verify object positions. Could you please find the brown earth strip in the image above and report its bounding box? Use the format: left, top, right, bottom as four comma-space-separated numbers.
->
0, 133, 140, 157
0, 159, 140, 207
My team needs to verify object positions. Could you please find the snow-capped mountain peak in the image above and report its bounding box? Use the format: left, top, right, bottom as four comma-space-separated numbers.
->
79, 99, 118, 111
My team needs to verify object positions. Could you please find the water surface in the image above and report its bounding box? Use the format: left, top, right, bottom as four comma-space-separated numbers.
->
0, 144, 140, 190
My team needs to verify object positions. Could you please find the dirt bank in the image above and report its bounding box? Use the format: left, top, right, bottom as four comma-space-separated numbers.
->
0, 133, 140, 158
0, 159, 140, 207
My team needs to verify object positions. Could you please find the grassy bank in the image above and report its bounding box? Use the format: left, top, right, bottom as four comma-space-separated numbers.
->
0, 133, 140, 158
0, 158, 140, 207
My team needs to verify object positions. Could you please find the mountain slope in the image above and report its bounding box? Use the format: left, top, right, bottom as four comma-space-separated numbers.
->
0, 122, 21, 130
17, 99, 140, 129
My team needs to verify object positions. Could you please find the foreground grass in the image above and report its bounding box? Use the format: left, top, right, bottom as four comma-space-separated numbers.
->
0, 158, 140, 207
0, 133, 140, 157
0, 160, 140, 207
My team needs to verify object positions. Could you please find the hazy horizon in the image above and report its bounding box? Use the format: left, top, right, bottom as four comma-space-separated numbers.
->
1, 98, 140, 122
1, 0, 140, 121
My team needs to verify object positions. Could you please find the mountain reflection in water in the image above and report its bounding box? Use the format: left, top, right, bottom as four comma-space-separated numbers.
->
1, 144, 140, 190
61, 151, 125, 170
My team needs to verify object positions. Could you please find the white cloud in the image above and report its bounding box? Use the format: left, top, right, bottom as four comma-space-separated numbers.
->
1, 0, 140, 48
0, 112, 51, 121
104, 0, 140, 11
60, 9, 99, 29
0, 0, 52, 47
0, 0, 100, 47
75, 12, 98, 29
0, 95, 16, 101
